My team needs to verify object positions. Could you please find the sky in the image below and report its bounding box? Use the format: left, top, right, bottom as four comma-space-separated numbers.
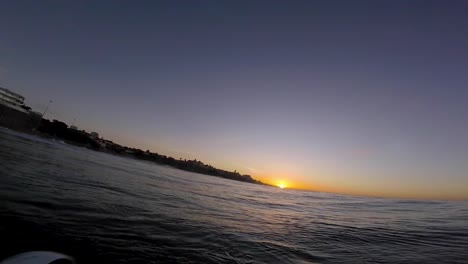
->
0, 0, 467, 200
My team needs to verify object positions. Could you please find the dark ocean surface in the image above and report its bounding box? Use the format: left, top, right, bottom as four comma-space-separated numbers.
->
0, 127, 467, 263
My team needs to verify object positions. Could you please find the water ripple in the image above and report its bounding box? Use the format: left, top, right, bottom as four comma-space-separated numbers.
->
1, 129, 468, 263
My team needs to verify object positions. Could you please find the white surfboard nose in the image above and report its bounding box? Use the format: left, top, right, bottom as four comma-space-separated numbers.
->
1, 251, 74, 264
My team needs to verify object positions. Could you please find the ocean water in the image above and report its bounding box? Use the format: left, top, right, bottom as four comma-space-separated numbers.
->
0, 127, 467, 264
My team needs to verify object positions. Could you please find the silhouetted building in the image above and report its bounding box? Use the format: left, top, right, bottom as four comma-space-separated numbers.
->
0, 87, 41, 131
0, 87, 29, 113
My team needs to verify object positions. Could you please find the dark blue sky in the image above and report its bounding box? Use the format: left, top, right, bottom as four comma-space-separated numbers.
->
1, 0, 467, 199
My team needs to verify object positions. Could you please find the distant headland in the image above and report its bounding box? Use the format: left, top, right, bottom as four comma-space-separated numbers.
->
0, 87, 264, 185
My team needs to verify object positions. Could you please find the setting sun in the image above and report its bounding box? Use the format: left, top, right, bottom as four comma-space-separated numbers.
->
278, 183, 286, 189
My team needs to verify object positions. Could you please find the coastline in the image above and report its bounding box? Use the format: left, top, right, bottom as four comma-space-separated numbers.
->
0, 118, 265, 186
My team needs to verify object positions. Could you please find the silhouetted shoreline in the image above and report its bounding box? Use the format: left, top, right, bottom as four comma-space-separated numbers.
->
32, 118, 265, 185
1, 86, 264, 185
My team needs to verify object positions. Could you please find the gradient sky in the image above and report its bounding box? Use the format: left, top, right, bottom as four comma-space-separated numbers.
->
1, 0, 467, 200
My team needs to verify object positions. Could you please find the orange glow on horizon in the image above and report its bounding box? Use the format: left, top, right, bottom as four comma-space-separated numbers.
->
244, 166, 468, 201
255, 175, 468, 201
257, 176, 316, 191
